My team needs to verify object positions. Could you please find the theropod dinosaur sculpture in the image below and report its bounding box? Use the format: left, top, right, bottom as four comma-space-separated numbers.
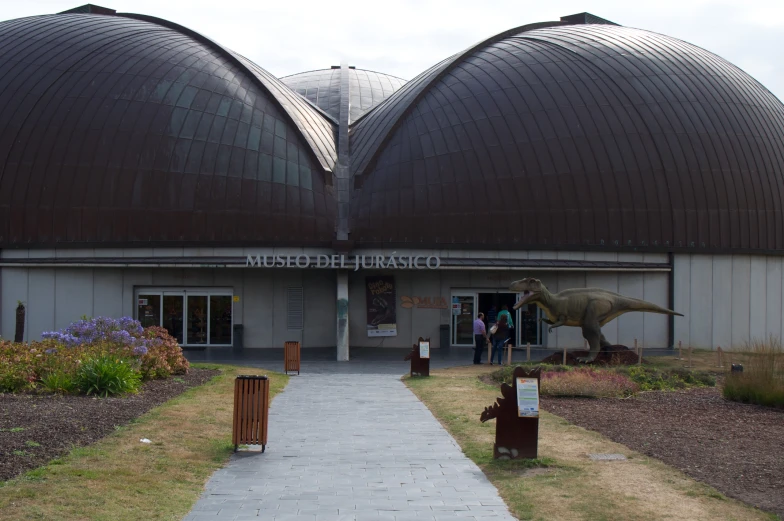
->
510, 278, 683, 362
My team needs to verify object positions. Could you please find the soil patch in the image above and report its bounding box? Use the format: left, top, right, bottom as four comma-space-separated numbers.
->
0, 368, 220, 482
542, 387, 784, 518
540, 345, 641, 365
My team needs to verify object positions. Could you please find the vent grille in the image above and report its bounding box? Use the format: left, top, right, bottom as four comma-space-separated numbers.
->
287, 287, 304, 330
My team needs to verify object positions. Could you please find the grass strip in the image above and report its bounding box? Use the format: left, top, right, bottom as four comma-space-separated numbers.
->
0, 363, 287, 521
405, 366, 777, 521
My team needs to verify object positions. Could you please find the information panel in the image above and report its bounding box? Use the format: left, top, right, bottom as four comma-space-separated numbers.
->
419, 341, 430, 359
516, 377, 540, 418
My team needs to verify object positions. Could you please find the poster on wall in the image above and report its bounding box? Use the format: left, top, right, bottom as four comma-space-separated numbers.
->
366, 275, 397, 337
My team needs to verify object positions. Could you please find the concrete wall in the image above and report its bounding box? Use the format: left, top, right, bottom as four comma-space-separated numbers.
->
673, 254, 784, 349
1, 267, 336, 348
6, 250, 782, 351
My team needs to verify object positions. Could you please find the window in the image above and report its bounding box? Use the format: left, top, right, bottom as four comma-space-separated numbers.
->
135, 288, 233, 346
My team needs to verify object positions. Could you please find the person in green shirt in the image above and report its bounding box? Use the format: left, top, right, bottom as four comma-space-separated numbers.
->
497, 305, 514, 329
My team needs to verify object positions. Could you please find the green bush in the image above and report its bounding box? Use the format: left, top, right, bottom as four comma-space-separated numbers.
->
616, 366, 715, 391
490, 363, 714, 395
40, 370, 77, 393
75, 355, 141, 397
1, 318, 188, 395
722, 336, 784, 407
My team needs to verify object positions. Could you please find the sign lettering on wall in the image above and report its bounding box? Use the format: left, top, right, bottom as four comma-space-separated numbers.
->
246, 254, 441, 270
400, 296, 448, 309
366, 275, 397, 337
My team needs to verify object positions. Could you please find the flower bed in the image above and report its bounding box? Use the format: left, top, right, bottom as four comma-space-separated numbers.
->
541, 367, 639, 398
490, 364, 714, 399
1, 317, 189, 396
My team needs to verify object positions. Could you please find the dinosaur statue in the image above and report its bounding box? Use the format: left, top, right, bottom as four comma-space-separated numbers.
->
510, 277, 683, 362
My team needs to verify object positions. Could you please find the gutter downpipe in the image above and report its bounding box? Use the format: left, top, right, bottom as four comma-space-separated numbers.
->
668, 251, 675, 349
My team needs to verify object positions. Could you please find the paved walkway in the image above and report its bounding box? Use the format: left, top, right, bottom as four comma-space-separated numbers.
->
183, 372, 517, 521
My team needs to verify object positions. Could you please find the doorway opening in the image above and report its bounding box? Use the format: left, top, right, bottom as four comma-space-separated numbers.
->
450, 290, 544, 347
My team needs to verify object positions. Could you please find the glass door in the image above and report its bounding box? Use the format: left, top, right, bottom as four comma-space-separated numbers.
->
451, 292, 476, 346
135, 288, 234, 347
516, 301, 543, 346
163, 294, 184, 344
186, 295, 208, 345
137, 294, 161, 329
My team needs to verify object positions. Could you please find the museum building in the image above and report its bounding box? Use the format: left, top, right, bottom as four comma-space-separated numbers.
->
2, 5, 784, 358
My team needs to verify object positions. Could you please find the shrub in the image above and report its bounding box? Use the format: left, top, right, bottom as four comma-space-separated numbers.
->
540, 367, 639, 398
75, 355, 141, 397
723, 336, 784, 408
1, 317, 188, 395
42, 316, 145, 348
616, 366, 715, 391
139, 326, 190, 380
40, 370, 77, 393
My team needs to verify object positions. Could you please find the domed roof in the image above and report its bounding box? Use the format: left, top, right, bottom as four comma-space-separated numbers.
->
0, 11, 337, 247
350, 22, 784, 253
281, 68, 406, 123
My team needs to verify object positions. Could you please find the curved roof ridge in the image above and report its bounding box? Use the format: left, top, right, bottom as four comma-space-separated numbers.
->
281, 67, 408, 83
349, 20, 568, 179
118, 12, 338, 172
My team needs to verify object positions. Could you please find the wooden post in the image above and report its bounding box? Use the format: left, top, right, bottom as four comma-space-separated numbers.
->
507, 343, 512, 365
526, 342, 531, 362
678, 340, 683, 360
637, 339, 642, 366
487, 340, 492, 365
562, 347, 567, 365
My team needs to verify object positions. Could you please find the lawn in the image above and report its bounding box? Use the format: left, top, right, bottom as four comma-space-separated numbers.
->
0, 363, 288, 521
405, 364, 777, 521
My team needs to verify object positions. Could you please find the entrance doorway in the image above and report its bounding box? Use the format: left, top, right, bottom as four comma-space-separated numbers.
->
450, 290, 544, 347
135, 288, 234, 347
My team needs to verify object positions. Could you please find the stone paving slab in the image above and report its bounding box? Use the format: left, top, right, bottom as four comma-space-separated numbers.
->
183, 373, 516, 521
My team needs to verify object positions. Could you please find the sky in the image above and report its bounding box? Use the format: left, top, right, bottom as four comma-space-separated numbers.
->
1, 0, 783, 102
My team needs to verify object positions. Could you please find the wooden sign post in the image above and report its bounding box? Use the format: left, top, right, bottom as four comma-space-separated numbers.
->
507, 343, 513, 365
404, 337, 431, 377
526, 342, 531, 362
480, 366, 540, 459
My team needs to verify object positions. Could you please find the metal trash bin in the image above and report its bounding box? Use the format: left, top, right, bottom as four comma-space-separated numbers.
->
233, 324, 244, 352
440, 324, 450, 350
232, 375, 269, 452
284, 341, 301, 375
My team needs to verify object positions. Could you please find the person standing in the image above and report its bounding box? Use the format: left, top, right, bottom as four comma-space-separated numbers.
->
491, 314, 510, 365
473, 312, 488, 364
486, 305, 497, 328
497, 304, 514, 329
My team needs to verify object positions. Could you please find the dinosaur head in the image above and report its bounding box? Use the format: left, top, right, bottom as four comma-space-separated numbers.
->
509, 278, 547, 310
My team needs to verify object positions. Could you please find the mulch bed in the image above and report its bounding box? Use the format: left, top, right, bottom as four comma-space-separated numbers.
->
0, 368, 220, 482
541, 387, 784, 518
540, 345, 641, 365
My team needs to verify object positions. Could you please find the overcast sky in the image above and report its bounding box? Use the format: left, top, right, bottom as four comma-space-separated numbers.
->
2, 0, 783, 101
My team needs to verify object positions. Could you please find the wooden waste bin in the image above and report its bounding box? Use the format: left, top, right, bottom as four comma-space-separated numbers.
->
232, 375, 269, 452
284, 341, 301, 375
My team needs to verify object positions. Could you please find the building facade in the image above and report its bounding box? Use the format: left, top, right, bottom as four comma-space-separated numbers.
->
2, 6, 784, 357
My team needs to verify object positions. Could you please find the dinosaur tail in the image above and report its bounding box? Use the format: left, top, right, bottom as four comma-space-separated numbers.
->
626, 297, 684, 317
